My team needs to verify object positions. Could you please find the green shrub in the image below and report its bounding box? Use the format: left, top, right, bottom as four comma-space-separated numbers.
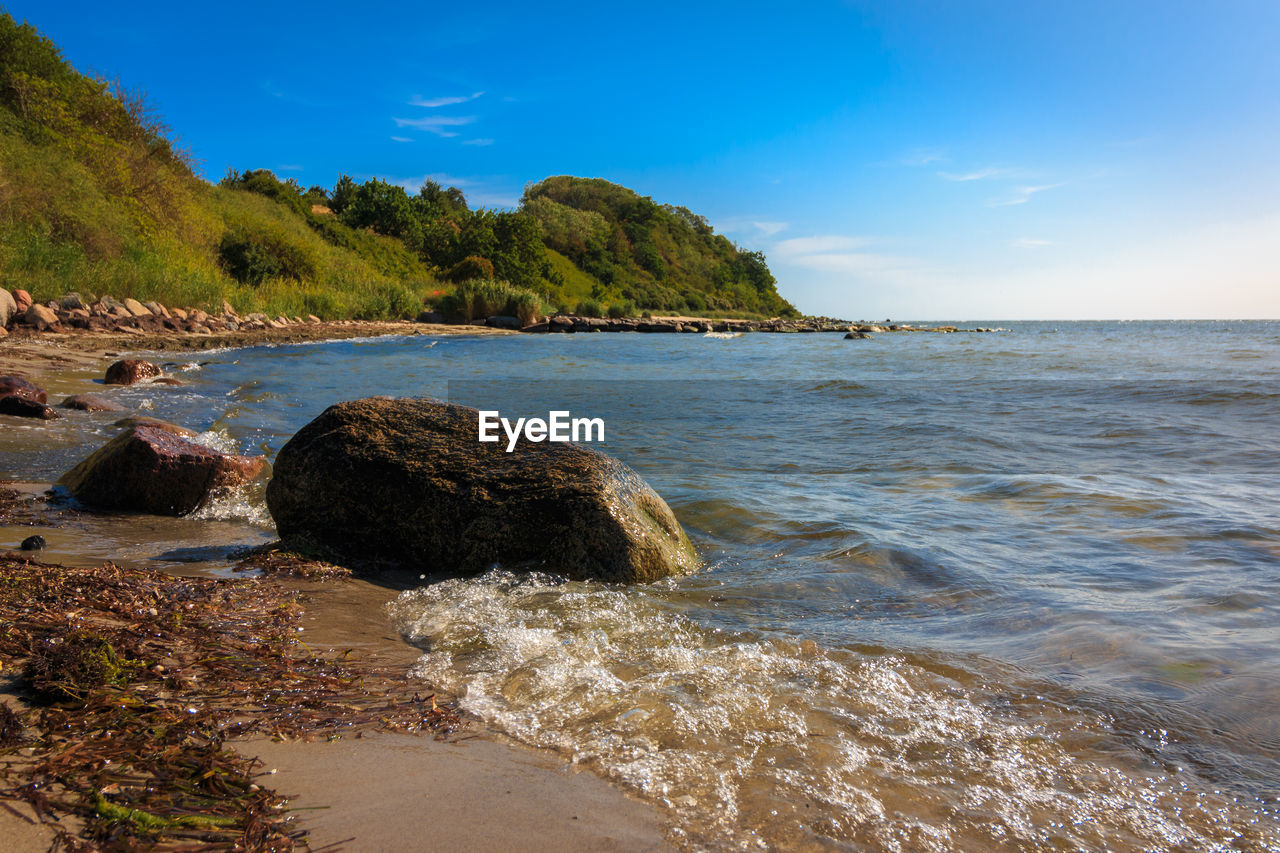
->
440, 279, 543, 323
217, 225, 317, 285
607, 299, 635, 319
444, 254, 495, 283
575, 297, 604, 318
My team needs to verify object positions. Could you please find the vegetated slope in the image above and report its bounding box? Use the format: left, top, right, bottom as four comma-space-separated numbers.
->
524, 176, 796, 318
0, 13, 433, 319
0, 12, 795, 320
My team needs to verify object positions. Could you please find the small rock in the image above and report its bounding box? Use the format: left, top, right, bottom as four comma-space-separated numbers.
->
0, 396, 60, 419
151, 377, 183, 386
12, 289, 32, 313
122, 297, 152, 317
485, 315, 522, 330
844, 331, 870, 339
171, 307, 188, 321
60, 423, 267, 516
60, 393, 126, 412
0, 325, 7, 338
23, 303, 59, 331
60, 292, 86, 311
143, 300, 167, 317
306, 314, 321, 323
104, 359, 163, 385
19, 535, 46, 551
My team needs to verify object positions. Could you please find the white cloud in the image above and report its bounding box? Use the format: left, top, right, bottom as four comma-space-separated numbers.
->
938, 166, 1018, 182
773, 235, 873, 257
392, 115, 478, 137
463, 138, 494, 146
988, 183, 1066, 207
716, 218, 789, 239
276, 164, 303, 172
1012, 238, 1053, 248
898, 147, 948, 166
390, 136, 412, 143
409, 91, 484, 107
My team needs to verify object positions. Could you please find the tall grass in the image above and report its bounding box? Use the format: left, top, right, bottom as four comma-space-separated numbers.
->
439, 279, 544, 324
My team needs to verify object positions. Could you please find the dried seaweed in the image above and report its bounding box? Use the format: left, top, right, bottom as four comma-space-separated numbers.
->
232, 545, 352, 581
0, 555, 464, 850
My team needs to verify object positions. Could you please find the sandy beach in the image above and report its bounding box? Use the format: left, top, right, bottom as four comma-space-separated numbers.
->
0, 325, 672, 851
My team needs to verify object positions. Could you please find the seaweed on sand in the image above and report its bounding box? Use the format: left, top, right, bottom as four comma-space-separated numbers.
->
0, 555, 463, 850
232, 544, 353, 581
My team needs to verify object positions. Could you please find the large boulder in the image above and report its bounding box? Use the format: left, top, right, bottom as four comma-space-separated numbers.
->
60, 424, 266, 515
265, 398, 698, 583
104, 359, 163, 385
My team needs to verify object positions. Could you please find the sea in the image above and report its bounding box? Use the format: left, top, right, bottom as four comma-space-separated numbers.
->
3, 320, 1279, 851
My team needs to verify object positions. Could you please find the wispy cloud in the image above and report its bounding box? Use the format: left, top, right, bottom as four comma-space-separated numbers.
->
938, 166, 1018, 182
390, 136, 413, 143
773, 235, 872, 257
392, 115, 478, 137
463, 138, 494, 146
770, 234, 915, 279
988, 183, 1065, 207
898, 147, 948, 167
716, 218, 789, 239
1012, 238, 1054, 248
409, 91, 484, 108
276, 164, 303, 172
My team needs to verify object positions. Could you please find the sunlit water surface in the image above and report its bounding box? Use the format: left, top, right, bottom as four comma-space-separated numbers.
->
3, 321, 1279, 850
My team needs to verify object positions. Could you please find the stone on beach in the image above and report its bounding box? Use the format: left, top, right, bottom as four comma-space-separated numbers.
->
104, 359, 163, 385
12, 289, 32, 313
265, 397, 699, 583
0, 289, 16, 327
59, 423, 266, 515
24, 303, 59, 331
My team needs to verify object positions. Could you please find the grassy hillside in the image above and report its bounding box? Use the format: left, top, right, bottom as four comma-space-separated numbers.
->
0, 12, 795, 320
524, 177, 797, 317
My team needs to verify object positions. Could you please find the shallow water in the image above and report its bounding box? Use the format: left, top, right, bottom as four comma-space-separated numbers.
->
4, 321, 1280, 850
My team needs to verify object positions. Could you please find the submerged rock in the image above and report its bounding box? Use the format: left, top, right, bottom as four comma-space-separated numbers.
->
104, 359, 163, 385
111, 416, 196, 436
60, 424, 266, 515
20, 534, 46, 551
0, 375, 47, 403
266, 397, 698, 583
0, 395, 60, 419
60, 393, 126, 413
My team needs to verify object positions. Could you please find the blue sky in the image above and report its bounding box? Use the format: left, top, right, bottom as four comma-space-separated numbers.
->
13, 1, 1280, 318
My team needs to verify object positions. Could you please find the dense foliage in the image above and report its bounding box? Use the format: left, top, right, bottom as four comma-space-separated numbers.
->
0, 13, 795, 320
